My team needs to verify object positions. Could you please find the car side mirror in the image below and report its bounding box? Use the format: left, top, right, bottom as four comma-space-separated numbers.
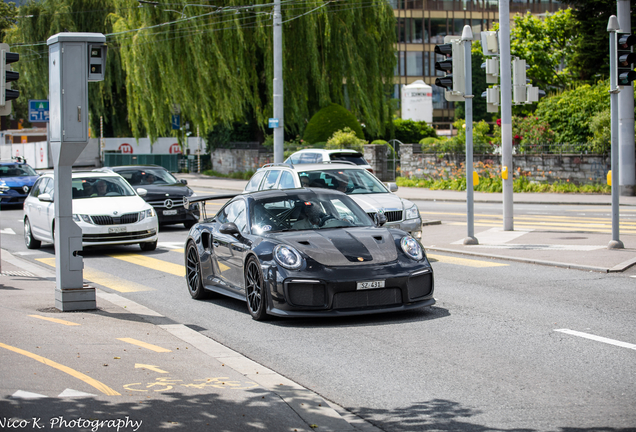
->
219, 222, 241, 236
136, 187, 147, 197
38, 193, 53, 202
180, 179, 188, 185
374, 213, 387, 227
386, 182, 398, 193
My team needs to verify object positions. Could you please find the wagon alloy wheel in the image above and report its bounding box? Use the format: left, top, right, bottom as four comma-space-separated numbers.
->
24, 218, 41, 249
245, 257, 268, 321
186, 241, 208, 299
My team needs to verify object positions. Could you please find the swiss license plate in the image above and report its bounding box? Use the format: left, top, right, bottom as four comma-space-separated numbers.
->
163, 209, 178, 215
356, 280, 385, 290
108, 226, 126, 233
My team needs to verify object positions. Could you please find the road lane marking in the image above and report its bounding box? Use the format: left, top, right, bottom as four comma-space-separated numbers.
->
29, 315, 80, 326
427, 253, 508, 267
108, 253, 184, 277
117, 338, 172, 353
135, 364, 169, 374
554, 329, 636, 351
445, 222, 636, 234
0, 342, 120, 396
35, 258, 154, 293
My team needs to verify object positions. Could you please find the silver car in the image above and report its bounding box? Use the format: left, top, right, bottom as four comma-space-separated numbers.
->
244, 162, 422, 238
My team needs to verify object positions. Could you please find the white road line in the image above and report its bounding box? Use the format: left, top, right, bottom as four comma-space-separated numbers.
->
555, 329, 636, 351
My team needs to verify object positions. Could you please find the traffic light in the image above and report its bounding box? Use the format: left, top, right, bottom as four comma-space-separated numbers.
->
0, 43, 19, 116
434, 36, 464, 102
617, 33, 636, 86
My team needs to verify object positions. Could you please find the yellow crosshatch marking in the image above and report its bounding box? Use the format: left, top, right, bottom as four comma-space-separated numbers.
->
29, 315, 80, 326
0, 342, 120, 396
428, 254, 508, 268
108, 254, 184, 277
117, 338, 172, 353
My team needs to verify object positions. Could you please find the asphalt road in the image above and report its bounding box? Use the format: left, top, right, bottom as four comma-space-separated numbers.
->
1, 198, 635, 431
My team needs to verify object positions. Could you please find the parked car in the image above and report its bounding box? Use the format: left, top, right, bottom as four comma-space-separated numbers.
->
243, 163, 423, 239
96, 165, 199, 229
285, 149, 373, 172
0, 159, 39, 206
184, 188, 434, 320
23, 172, 159, 251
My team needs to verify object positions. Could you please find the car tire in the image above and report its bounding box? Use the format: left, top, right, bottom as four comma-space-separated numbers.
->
24, 218, 41, 249
185, 241, 209, 300
244, 256, 269, 321
139, 240, 157, 251
184, 221, 195, 230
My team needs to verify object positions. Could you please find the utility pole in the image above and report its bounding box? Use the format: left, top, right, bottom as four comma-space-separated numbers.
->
462, 25, 478, 245
617, 0, 635, 196
499, 0, 513, 231
273, 0, 284, 163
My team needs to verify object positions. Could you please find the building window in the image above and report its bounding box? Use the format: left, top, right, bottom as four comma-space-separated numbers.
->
408, 18, 423, 43
430, 18, 447, 44
406, 51, 423, 76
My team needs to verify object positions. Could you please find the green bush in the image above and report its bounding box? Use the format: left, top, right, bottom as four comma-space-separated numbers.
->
303, 104, 364, 144
325, 127, 367, 152
393, 118, 437, 144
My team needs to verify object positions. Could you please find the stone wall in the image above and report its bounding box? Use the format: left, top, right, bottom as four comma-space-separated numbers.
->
211, 148, 273, 175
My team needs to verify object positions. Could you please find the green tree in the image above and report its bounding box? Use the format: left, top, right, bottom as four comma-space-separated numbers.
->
0, 2, 17, 43
509, 10, 577, 91
453, 41, 490, 123
325, 127, 367, 152
392, 118, 436, 143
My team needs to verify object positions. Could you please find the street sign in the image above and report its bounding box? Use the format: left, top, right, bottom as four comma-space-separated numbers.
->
29, 99, 49, 122
268, 118, 279, 128
171, 114, 181, 130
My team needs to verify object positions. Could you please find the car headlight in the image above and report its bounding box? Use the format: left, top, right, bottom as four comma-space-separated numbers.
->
273, 245, 303, 270
72, 214, 92, 224
0, 182, 8, 192
401, 236, 423, 261
405, 204, 420, 220
139, 208, 154, 221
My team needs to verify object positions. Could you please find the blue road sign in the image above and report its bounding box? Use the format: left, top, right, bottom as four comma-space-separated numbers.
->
29, 100, 49, 122
268, 118, 279, 128
171, 114, 181, 130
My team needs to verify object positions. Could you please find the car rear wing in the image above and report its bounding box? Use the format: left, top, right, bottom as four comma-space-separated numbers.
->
184, 193, 238, 222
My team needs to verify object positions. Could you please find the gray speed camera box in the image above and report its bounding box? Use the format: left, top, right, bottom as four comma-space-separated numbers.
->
48, 33, 106, 143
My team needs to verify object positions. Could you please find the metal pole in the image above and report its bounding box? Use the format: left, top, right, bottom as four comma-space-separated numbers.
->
499, 0, 513, 231
462, 25, 477, 245
617, 0, 635, 196
273, 0, 284, 163
608, 16, 624, 249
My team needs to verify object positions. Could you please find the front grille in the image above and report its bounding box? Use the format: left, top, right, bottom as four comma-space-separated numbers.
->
147, 198, 185, 209
91, 213, 139, 225
83, 229, 156, 242
407, 272, 433, 300
287, 282, 326, 307
332, 287, 402, 310
367, 211, 403, 223
9, 186, 27, 195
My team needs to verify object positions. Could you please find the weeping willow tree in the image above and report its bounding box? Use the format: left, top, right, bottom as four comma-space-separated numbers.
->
7, 0, 396, 141
6, 0, 131, 136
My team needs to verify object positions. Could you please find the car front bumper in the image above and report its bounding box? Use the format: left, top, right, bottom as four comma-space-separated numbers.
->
387, 218, 422, 238
78, 217, 159, 247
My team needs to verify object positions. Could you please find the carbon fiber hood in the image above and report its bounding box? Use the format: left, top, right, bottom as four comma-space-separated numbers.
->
274, 227, 398, 266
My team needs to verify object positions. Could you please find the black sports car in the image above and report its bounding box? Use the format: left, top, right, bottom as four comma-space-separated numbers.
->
184, 188, 435, 320
97, 165, 199, 228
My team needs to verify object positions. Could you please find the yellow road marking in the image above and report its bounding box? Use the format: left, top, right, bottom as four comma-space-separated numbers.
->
0, 342, 120, 396
29, 315, 80, 326
170, 248, 185, 253
428, 253, 508, 267
135, 363, 169, 374
117, 338, 172, 353
108, 254, 184, 277
35, 258, 153, 293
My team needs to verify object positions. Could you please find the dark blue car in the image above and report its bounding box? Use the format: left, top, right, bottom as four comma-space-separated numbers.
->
0, 160, 39, 206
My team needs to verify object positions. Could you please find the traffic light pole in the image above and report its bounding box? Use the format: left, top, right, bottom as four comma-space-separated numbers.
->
608, 16, 624, 249
462, 25, 477, 245
499, 0, 513, 231
273, 0, 284, 163
617, 0, 635, 197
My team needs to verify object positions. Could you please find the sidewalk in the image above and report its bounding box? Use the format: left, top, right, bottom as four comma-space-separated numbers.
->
178, 173, 636, 273
0, 250, 379, 432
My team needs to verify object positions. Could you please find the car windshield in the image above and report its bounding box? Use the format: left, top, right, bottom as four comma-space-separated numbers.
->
72, 177, 136, 199
298, 169, 388, 194
115, 168, 179, 186
250, 192, 374, 233
0, 164, 37, 177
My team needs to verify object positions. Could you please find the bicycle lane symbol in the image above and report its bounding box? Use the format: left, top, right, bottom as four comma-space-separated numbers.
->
123, 377, 259, 392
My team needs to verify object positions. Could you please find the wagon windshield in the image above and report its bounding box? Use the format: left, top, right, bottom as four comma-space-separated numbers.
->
250, 192, 374, 233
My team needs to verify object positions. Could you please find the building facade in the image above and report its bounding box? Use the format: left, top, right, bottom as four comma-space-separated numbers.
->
392, 0, 565, 125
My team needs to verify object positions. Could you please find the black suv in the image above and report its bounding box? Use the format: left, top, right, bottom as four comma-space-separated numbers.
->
97, 165, 199, 228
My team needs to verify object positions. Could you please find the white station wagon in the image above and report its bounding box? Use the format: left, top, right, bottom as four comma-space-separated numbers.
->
23, 171, 159, 251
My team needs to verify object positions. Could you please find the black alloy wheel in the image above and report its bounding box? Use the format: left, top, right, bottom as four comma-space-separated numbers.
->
24, 217, 41, 249
245, 256, 268, 321
186, 241, 208, 299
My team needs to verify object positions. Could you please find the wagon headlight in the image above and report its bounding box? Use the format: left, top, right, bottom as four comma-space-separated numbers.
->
405, 204, 420, 220
0, 181, 8, 192
401, 236, 423, 261
139, 208, 155, 221
273, 245, 303, 270
72, 214, 92, 224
